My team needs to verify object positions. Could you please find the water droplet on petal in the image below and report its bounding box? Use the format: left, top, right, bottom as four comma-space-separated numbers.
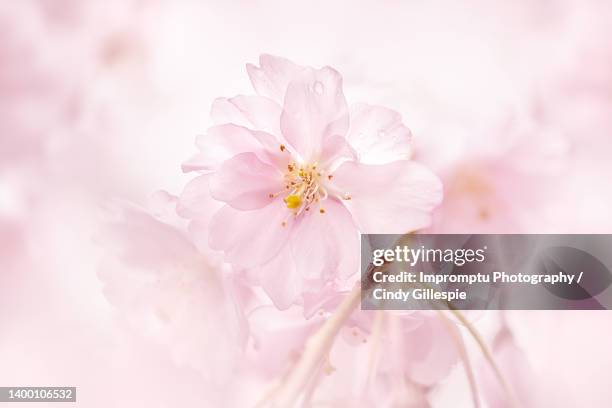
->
313, 81, 324, 94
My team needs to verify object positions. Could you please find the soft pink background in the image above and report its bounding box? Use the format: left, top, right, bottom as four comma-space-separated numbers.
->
2, 1, 612, 406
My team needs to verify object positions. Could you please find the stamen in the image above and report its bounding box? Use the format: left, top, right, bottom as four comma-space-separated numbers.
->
282, 160, 332, 216
268, 188, 288, 199
319, 187, 328, 201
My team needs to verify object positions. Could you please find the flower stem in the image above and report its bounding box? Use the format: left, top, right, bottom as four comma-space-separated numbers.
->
448, 308, 519, 408
365, 310, 385, 388
271, 285, 362, 407
437, 310, 480, 408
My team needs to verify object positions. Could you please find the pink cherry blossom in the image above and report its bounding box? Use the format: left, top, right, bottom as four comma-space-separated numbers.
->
422, 110, 570, 234
180, 55, 442, 309
97, 191, 247, 384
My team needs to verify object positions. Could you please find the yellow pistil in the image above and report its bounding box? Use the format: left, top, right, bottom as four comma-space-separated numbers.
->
284, 195, 302, 209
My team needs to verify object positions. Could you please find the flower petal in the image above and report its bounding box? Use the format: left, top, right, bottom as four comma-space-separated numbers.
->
246, 54, 302, 103
289, 199, 359, 290
280, 66, 349, 162
210, 95, 282, 137
248, 305, 323, 377
209, 152, 283, 210
177, 175, 226, 259
182, 124, 261, 173
182, 153, 212, 173
182, 124, 282, 173
258, 245, 302, 310
320, 134, 357, 170
401, 315, 459, 386
331, 161, 443, 233
347, 103, 413, 164
177, 174, 221, 221
479, 328, 537, 408
209, 199, 292, 268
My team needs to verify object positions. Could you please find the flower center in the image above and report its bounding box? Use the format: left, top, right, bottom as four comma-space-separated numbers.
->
269, 145, 352, 226
282, 161, 328, 215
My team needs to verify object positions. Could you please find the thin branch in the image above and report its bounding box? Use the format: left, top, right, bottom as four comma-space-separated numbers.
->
269, 285, 362, 407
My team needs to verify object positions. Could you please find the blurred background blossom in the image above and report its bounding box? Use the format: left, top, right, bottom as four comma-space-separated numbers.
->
2, 1, 612, 407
